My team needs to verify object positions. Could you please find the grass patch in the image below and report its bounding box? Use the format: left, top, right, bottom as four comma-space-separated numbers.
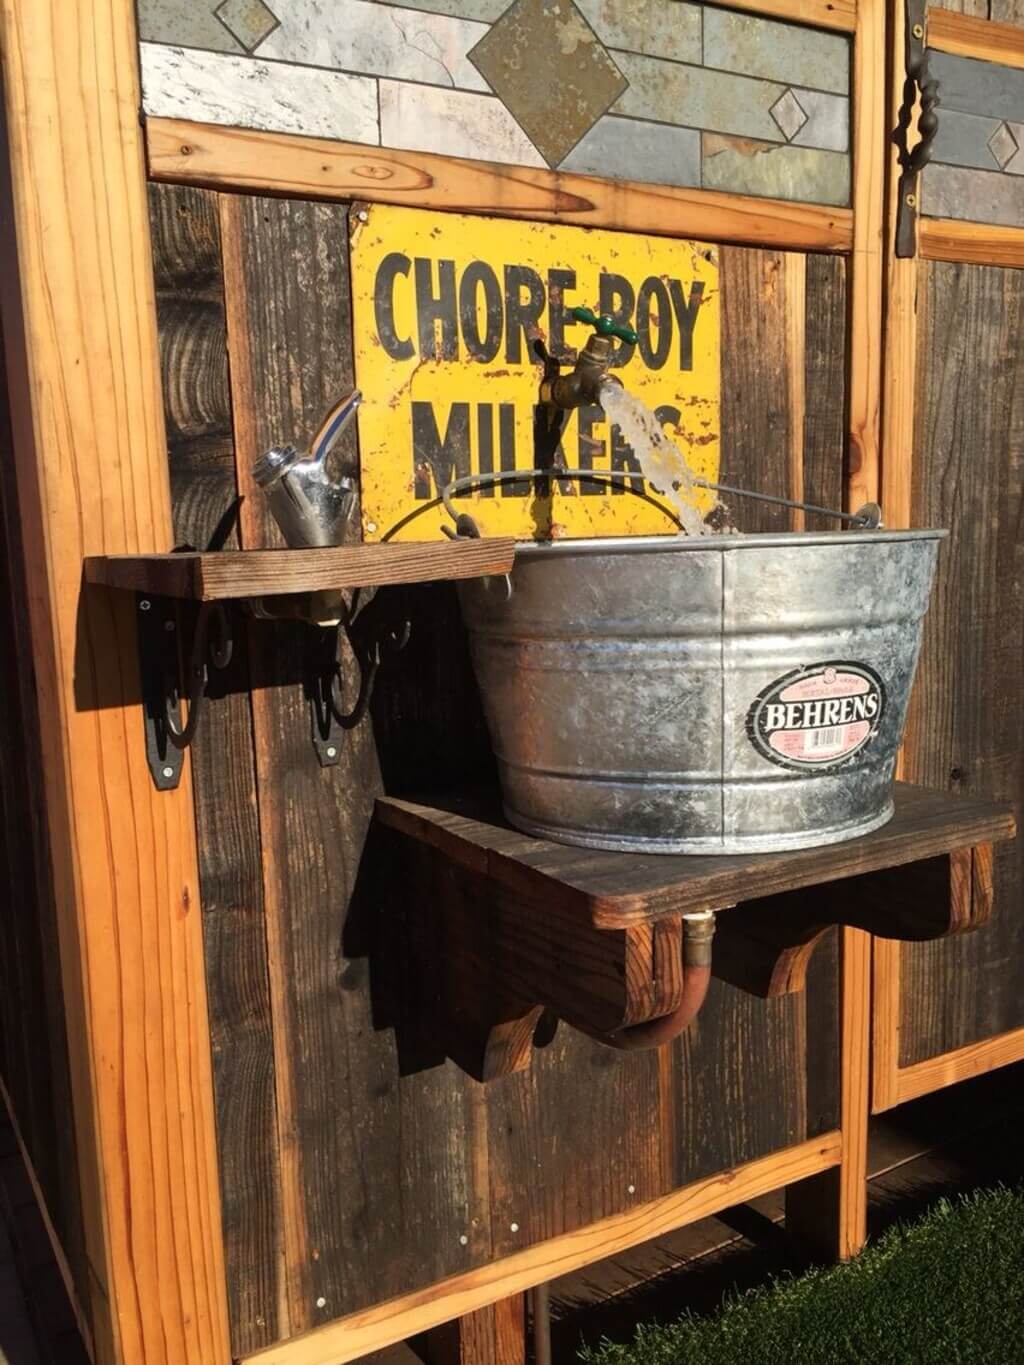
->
580, 1186, 1024, 1365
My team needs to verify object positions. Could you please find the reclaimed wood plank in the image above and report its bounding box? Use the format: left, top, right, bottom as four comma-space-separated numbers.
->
221, 192, 491, 1337
239, 1135, 841, 1365
146, 119, 855, 255
720, 249, 793, 534
84, 539, 517, 599
149, 181, 283, 1356
802, 254, 848, 526
375, 784, 1016, 929
898, 260, 1024, 1064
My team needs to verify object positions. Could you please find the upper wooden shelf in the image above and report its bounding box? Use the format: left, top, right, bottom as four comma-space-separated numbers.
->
83, 538, 516, 600
377, 782, 1016, 930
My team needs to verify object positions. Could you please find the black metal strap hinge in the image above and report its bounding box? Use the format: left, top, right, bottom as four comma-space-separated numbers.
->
893, 0, 940, 258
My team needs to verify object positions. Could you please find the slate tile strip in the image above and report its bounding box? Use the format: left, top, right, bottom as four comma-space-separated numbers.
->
923, 47, 1024, 222
703, 6, 849, 96
139, 42, 380, 143
258, 0, 490, 92
922, 161, 1024, 226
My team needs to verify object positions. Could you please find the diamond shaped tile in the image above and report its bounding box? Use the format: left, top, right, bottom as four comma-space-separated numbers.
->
988, 120, 1019, 171
770, 88, 808, 143
215, 0, 278, 52
468, 0, 627, 169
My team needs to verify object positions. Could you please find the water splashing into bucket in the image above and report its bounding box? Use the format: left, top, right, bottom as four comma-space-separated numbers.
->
598, 381, 728, 538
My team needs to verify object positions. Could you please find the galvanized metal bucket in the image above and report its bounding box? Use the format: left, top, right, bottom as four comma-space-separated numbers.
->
458, 529, 946, 854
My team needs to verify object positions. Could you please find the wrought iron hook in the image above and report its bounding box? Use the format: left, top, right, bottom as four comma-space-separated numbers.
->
310, 601, 411, 764
163, 602, 234, 749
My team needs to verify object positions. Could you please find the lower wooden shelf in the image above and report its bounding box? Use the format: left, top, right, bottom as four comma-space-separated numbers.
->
375, 783, 1015, 1080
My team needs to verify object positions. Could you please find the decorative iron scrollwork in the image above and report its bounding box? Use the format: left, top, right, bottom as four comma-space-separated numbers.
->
893, 0, 940, 258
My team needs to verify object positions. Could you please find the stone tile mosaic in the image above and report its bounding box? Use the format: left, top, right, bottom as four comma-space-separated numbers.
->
560, 116, 700, 187
790, 89, 849, 153
576, 0, 703, 64
702, 132, 849, 205
703, 7, 849, 96
215, 0, 278, 52
381, 0, 509, 18
771, 89, 808, 142
930, 110, 1004, 172
468, 0, 627, 167
924, 47, 1024, 220
259, 0, 489, 91
138, 0, 242, 53
379, 80, 545, 164
613, 53, 846, 153
989, 121, 1020, 170
923, 161, 1024, 225
139, 0, 853, 206
140, 43, 379, 142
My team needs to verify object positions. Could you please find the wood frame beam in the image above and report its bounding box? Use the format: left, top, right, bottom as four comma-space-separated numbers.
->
725, 0, 857, 30
145, 118, 854, 256
927, 7, 1024, 68
920, 217, 1024, 268
0, 1, 230, 1361
240, 1134, 841, 1365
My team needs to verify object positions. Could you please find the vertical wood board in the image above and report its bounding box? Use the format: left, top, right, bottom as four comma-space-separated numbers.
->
150, 181, 284, 1356
899, 259, 1024, 1063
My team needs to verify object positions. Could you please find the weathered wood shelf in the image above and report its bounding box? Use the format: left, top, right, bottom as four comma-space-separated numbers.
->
83, 537, 516, 600
375, 784, 1016, 1080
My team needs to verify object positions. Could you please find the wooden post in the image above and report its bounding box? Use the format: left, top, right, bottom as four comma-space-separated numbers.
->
423, 1295, 528, 1365
786, 926, 871, 1259
786, 0, 886, 1259
0, 1, 230, 1361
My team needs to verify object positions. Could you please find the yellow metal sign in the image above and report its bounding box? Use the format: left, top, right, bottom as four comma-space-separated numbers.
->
351, 204, 720, 541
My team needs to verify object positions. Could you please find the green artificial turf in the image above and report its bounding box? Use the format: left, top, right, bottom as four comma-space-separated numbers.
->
579, 1186, 1024, 1365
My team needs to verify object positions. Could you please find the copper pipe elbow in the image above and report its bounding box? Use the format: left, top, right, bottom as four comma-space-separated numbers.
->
597, 911, 716, 1052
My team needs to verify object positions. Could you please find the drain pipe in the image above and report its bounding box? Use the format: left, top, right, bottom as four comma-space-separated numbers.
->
599, 911, 716, 1051
529, 1282, 552, 1365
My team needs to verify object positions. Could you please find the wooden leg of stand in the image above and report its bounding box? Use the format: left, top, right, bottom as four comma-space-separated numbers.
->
786, 926, 870, 1261
422, 1294, 527, 1365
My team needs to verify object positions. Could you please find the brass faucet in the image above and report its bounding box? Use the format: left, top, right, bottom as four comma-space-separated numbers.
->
538, 307, 639, 411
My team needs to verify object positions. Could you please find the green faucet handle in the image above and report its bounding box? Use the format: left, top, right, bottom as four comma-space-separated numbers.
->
569, 305, 638, 346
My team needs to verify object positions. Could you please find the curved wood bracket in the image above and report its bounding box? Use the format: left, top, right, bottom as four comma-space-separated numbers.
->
372, 787, 1013, 1080
713, 845, 993, 999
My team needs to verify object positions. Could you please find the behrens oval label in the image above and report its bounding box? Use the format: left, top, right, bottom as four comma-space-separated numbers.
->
746, 662, 887, 772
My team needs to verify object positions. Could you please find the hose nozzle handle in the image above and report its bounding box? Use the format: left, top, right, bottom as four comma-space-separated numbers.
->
569, 305, 638, 347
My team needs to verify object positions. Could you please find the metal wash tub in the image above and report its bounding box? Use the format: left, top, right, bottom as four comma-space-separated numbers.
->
458, 529, 946, 855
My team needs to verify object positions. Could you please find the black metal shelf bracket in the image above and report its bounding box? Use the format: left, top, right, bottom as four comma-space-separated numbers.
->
137, 588, 411, 787
138, 594, 233, 791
